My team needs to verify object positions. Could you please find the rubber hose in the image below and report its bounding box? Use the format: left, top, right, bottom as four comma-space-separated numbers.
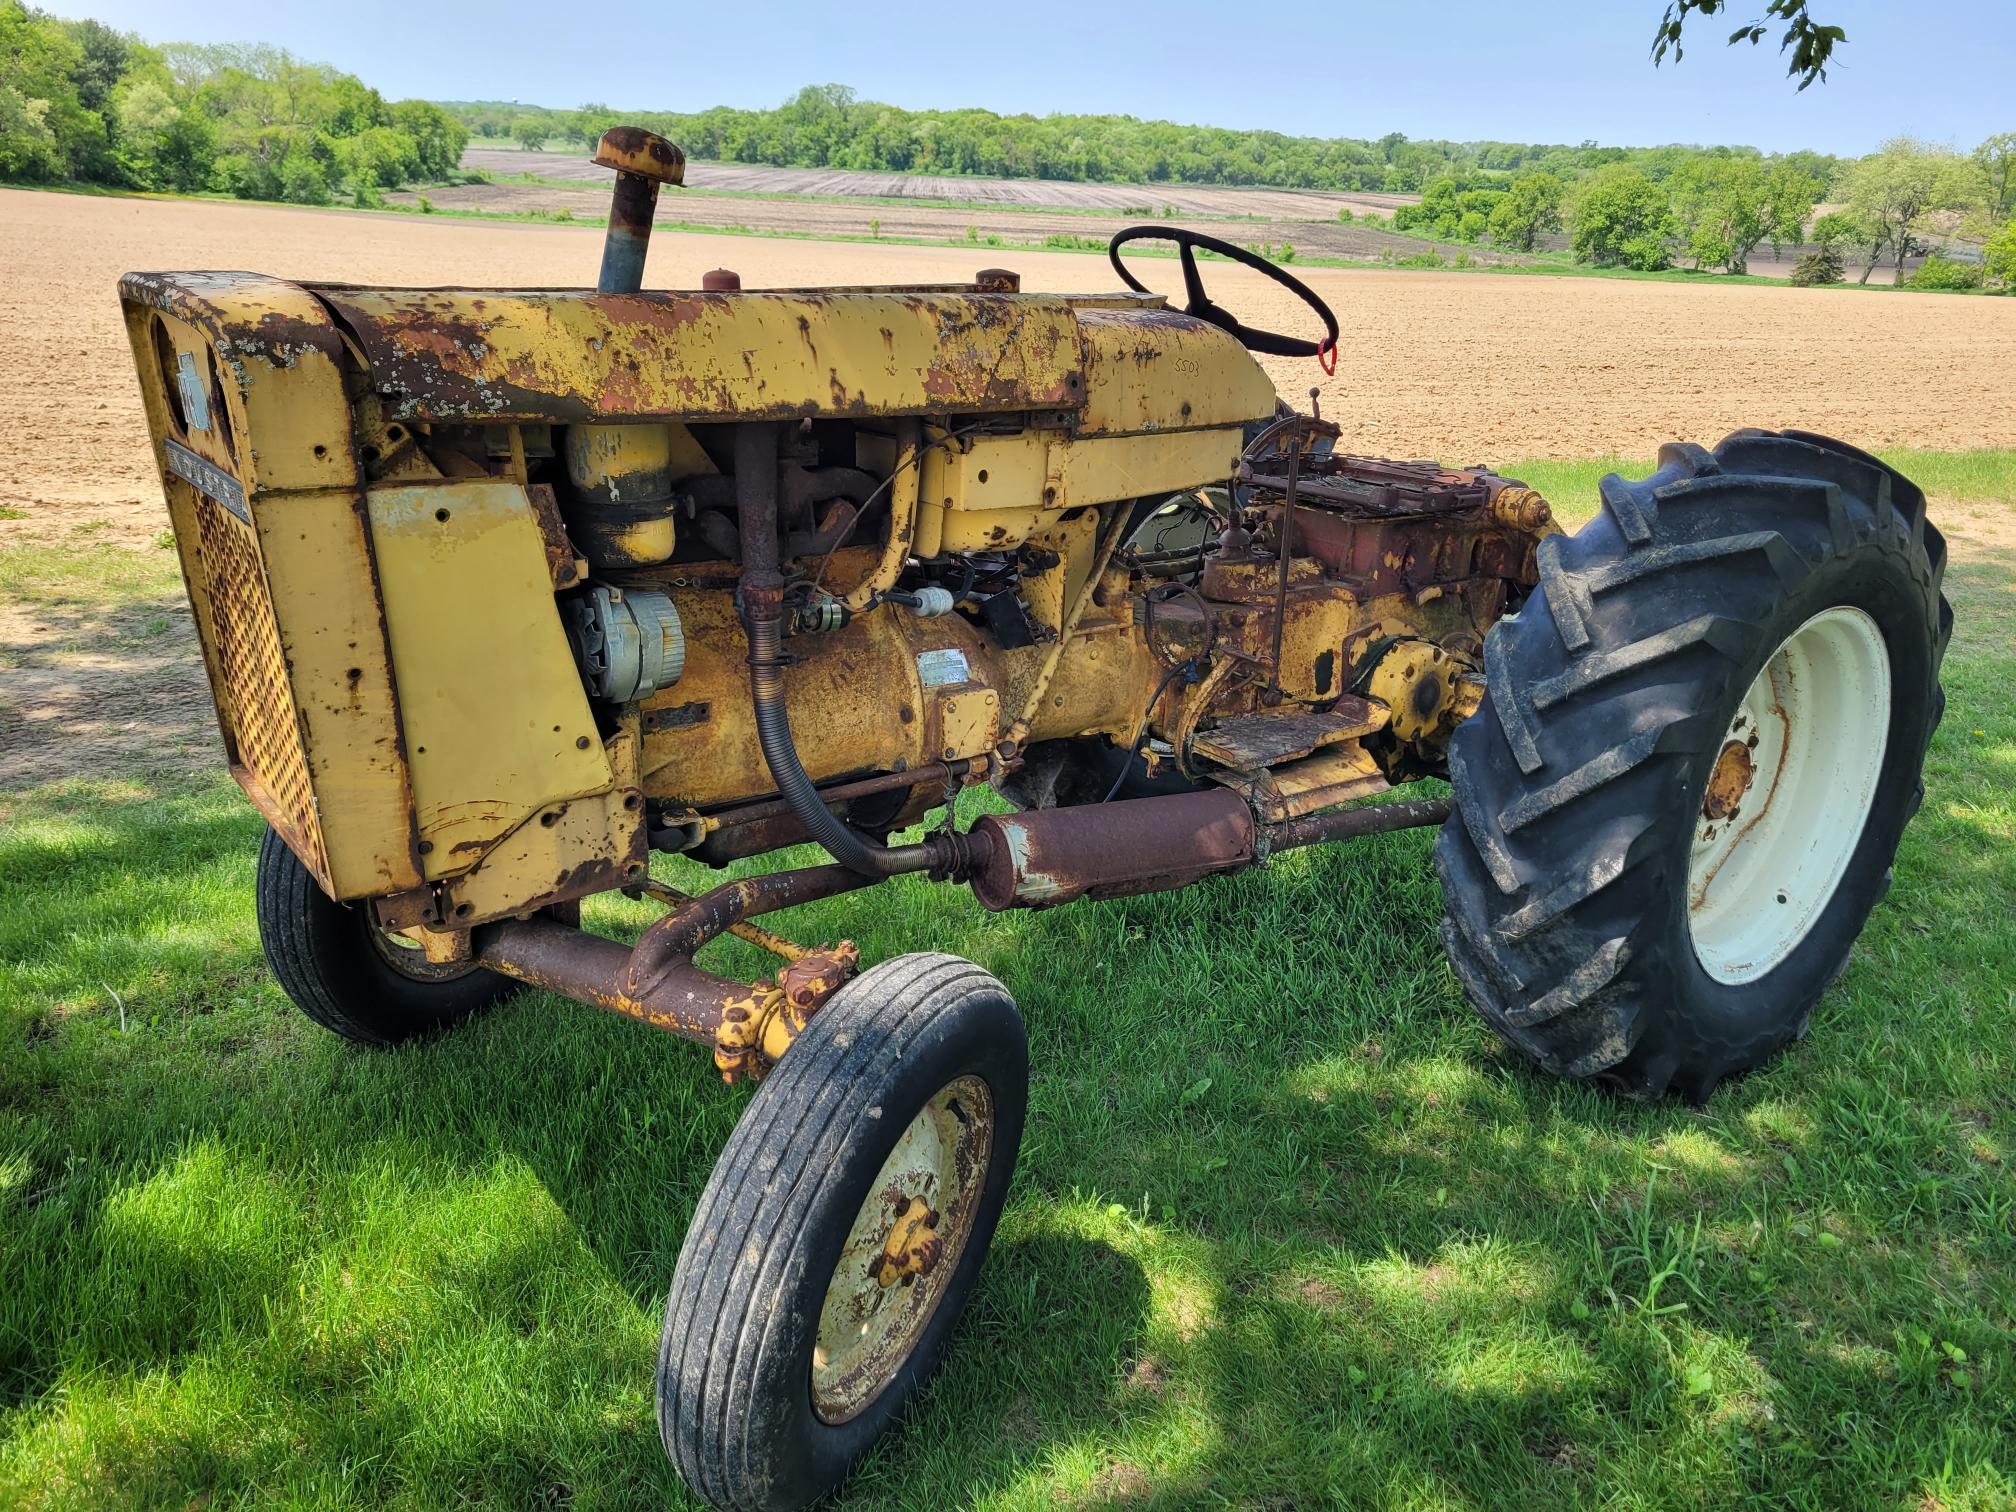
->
737, 423, 933, 879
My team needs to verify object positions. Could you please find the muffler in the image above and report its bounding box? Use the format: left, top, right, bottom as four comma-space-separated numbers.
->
961, 787, 1456, 911
964, 789, 1255, 910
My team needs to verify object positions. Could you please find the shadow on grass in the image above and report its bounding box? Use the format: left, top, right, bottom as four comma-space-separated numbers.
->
0, 556, 214, 790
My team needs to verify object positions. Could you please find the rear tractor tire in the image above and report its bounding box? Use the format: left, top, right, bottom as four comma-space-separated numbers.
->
1438, 430, 1950, 1101
255, 826, 519, 1046
657, 953, 1028, 1512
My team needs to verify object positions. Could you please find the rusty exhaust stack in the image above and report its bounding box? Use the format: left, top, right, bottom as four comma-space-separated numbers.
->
592, 127, 686, 294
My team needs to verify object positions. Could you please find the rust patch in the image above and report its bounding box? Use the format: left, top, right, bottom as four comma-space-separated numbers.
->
779, 944, 859, 1017
871, 1195, 944, 1288
118, 271, 346, 369
315, 288, 1080, 423
593, 127, 685, 184
523, 483, 582, 588
1702, 739, 1757, 821
641, 700, 711, 734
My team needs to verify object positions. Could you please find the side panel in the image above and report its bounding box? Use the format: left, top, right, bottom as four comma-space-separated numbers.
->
437, 715, 647, 923
1051, 428, 1247, 509
121, 282, 420, 899
254, 491, 425, 896
916, 427, 1246, 554
365, 481, 613, 877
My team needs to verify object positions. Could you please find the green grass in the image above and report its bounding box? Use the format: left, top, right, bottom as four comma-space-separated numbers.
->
1513, 448, 2016, 513
2, 455, 2013, 1509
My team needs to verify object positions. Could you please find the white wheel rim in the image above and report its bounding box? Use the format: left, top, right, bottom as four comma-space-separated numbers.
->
811, 1074, 993, 1424
1687, 606, 1890, 984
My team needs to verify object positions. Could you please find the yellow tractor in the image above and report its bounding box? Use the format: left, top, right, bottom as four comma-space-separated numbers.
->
121, 128, 1949, 1509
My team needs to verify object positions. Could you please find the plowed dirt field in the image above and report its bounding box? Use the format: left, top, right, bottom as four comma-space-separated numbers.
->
3, 185, 2011, 554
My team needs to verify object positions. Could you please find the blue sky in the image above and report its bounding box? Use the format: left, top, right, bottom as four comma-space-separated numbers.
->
45, 0, 2014, 157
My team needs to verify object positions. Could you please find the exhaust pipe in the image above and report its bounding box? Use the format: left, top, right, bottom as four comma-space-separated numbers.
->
965, 790, 1255, 910
591, 127, 685, 295
962, 789, 1454, 911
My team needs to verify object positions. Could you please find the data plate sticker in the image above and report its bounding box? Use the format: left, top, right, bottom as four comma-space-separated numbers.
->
916, 647, 971, 689
164, 438, 249, 523
175, 349, 212, 432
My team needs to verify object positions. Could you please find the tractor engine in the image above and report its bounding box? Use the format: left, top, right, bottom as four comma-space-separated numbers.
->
561, 407, 1554, 873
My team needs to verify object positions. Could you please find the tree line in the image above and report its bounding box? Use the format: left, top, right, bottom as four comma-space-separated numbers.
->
8, 11, 2010, 293
450, 86, 2013, 289
1391, 133, 2013, 289
452, 84, 1853, 199
0, 1, 466, 203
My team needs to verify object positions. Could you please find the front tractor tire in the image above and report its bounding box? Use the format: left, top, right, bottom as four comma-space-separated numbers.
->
255, 826, 519, 1046
657, 953, 1027, 1512
1439, 430, 1950, 1101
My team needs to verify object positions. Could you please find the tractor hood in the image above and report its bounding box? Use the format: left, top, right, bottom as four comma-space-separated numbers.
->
304, 283, 1278, 437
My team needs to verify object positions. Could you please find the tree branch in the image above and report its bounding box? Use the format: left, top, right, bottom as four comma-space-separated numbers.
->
1652, 1, 1845, 90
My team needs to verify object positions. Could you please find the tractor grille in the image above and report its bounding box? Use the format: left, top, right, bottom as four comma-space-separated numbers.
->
193, 496, 326, 880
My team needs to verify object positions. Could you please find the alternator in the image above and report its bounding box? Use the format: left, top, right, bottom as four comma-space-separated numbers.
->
567, 585, 685, 703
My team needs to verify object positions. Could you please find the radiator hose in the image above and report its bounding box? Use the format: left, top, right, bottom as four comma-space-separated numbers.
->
736, 422, 936, 878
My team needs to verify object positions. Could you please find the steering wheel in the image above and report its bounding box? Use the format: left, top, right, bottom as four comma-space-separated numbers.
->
1108, 226, 1340, 371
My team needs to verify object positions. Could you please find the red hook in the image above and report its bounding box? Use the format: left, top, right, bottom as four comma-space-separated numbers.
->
1316, 336, 1338, 376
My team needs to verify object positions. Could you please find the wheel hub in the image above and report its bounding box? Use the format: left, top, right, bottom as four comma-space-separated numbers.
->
811, 1074, 993, 1424
364, 917, 481, 984
1701, 738, 1757, 822
1687, 606, 1891, 984
871, 1196, 943, 1288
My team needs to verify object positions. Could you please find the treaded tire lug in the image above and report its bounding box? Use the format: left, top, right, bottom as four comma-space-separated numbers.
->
1436, 429, 1950, 1099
